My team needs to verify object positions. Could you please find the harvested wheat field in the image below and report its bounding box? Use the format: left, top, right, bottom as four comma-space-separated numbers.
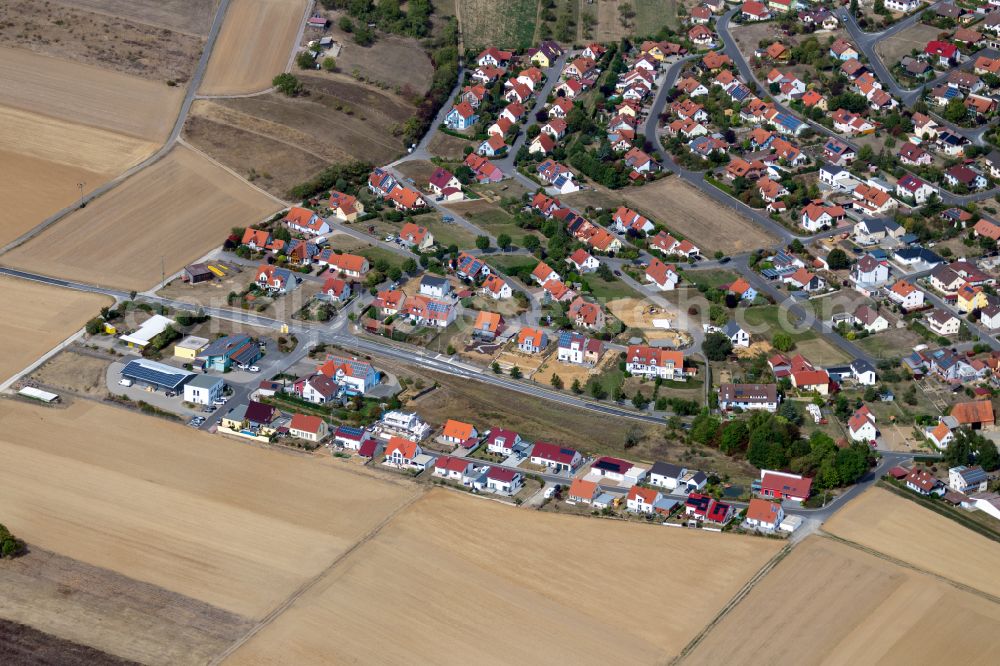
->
65, 0, 219, 36
0, 105, 158, 245
686, 536, 1000, 664
4, 146, 281, 290
0, 46, 182, 141
0, 399, 420, 621
824, 486, 1000, 598
227, 489, 782, 664
200, 0, 308, 95
623, 178, 779, 255
0, 277, 111, 384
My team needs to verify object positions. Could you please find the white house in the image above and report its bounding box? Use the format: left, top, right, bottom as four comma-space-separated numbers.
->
927, 308, 961, 336
625, 345, 687, 381
888, 280, 925, 310
183, 374, 224, 406
647, 461, 687, 490
848, 405, 877, 442
745, 498, 784, 531
288, 414, 329, 443
486, 467, 523, 495
626, 485, 662, 514
949, 465, 989, 493
722, 320, 750, 347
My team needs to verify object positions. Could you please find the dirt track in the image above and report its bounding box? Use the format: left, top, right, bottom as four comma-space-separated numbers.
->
686, 536, 1000, 663
3, 146, 282, 290
200, 0, 308, 95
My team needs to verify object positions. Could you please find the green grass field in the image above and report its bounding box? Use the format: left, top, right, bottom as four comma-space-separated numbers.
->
741, 305, 817, 343
460, 205, 546, 250
683, 269, 740, 291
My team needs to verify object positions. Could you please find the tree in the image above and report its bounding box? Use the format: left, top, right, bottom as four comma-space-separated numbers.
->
322, 57, 337, 72
0, 523, 24, 559
339, 16, 354, 32
632, 391, 649, 409
720, 420, 748, 454
571, 378, 583, 394
475, 235, 490, 252
772, 332, 794, 352
402, 258, 417, 273
778, 400, 802, 425
827, 248, 850, 270
510, 365, 522, 379
943, 97, 968, 124
85, 317, 104, 335
491, 361, 501, 374
702, 332, 733, 361
296, 50, 317, 69
523, 235, 541, 252
550, 373, 564, 389
589, 380, 607, 399
273, 73, 304, 96
497, 233, 512, 251
690, 412, 720, 445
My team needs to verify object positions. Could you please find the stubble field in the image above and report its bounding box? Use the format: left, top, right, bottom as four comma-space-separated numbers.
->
199, 0, 309, 95
3, 146, 281, 290
686, 536, 1000, 664
0, 46, 183, 141
0, 277, 111, 385
227, 489, 782, 664
63, 0, 219, 36
0, 105, 157, 246
457, 0, 538, 49
590, 0, 678, 42
824, 486, 1000, 598
0, 399, 421, 661
623, 178, 780, 254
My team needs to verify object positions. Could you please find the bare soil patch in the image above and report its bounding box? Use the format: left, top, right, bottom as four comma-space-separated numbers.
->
29, 349, 111, 398
875, 23, 941, 67
687, 536, 1000, 663
0, 2, 205, 82
307, 14, 433, 96
623, 178, 779, 255
427, 129, 477, 160
185, 75, 415, 196
0, 547, 251, 666
0, 46, 183, 141
228, 489, 782, 664
0, 399, 421, 619
4, 146, 282, 291
0, 616, 137, 666
200, 0, 309, 95
607, 296, 684, 343
0, 276, 111, 385
824, 487, 1000, 598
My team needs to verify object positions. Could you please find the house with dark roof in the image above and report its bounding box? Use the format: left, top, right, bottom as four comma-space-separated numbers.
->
529, 441, 582, 472
648, 461, 688, 490
197, 335, 261, 372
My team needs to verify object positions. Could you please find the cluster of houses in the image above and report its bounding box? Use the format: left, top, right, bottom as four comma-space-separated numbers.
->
889, 459, 999, 522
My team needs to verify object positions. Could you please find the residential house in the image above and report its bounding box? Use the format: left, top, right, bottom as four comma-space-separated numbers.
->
384, 436, 423, 468
823, 138, 856, 165
783, 267, 825, 292
626, 486, 663, 514
566, 248, 600, 273
612, 206, 655, 235
517, 327, 548, 354
326, 253, 369, 278
853, 305, 889, 332
484, 428, 522, 457
592, 456, 648, 485
648, 462, 688, 491
895, 174, 937, 204
800, 201, 846, 232
727, 277, 757, 301
486, 467, 523, 495
830, 39, 859, 61
949, 465, 989, 493
626, 345, 689, 381
441, 419, 478, 447
568, 296, 606, 330
256, 265, 296, 293
317, 355, 379, 395
759, 470, 812, 502
328, 191, 363, 222
718, 383, 779, 412
645, 258, 679, 291
848, 405, 878, 442
472, 310, 504, 340
320, 276, 350, 303
944, 164, 987, 191
925, 40, 958, 66
888, 280, 925, 309
853, 254, 890, 289
530, 441, 582, 472
745, 498, 784, 531
791, 368, 830, 395
289, 414, 329, 443
905, 467, 942, 495
557, 331, 602, 365
926, 308, 961, 336
283, 207, 329, 236
567, 478, 600, 504
480, 274, 512, 300
898, 142, 932, 167
685, 493, 734, 524
402, 294, 456, 327
956, 282, 988, 313
445, 101, 478, 130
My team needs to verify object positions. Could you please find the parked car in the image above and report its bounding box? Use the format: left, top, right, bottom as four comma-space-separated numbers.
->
248, 366, 261, 373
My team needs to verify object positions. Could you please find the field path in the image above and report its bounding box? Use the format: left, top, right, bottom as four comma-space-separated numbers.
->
0, 0, 232, 257
209, 489, 427, 664
671, 544, 794, 664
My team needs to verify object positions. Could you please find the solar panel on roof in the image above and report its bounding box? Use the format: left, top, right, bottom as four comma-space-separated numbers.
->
121, 360, 192, 390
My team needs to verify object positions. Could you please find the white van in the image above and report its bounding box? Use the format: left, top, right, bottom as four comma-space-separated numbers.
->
119, 378, 133, 387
